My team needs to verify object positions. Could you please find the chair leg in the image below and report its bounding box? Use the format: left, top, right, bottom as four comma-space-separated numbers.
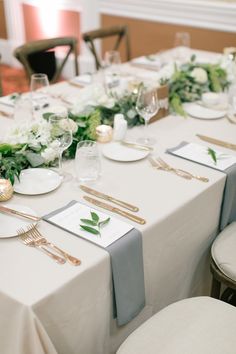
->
221, 287, 235, 303
211, 276, 221, 299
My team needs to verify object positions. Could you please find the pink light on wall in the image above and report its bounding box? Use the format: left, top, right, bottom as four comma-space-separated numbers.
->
22, 4, 80, 42
38, 4, 60, 38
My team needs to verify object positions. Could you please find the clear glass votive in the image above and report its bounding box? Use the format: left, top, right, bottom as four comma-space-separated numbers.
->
75, 140, 101, 183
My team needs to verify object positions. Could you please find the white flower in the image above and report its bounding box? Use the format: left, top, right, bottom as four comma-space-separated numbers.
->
41, 147, 58, 163
190, 67, 208, 84
127, 109, 136, 119
97, 95, 115, 108
59, 118, 78, 133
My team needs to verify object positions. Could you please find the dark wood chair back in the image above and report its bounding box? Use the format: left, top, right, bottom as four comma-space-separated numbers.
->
0, 54, 2, 96
13, 37, 79, 84
82, 25, 131, 70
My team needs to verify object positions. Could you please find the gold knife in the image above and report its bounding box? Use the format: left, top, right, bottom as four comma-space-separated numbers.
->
83, 196, 146, 225
80, 185, 139, 212
121, 141, 153, 152
196, 134, 236, 151
0, 205, 41, 221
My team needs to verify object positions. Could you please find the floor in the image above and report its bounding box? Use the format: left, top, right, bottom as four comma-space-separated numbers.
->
0, 64, 29, 96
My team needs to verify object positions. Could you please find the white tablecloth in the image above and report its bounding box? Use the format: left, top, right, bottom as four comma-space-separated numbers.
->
0, 50, 234, 354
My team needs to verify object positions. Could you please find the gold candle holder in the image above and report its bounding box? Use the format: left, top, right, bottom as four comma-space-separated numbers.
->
0, 179, 14, 201
96, 125, 113, 143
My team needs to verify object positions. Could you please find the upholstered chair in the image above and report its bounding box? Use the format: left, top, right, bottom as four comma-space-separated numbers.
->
210, 222, 236, 301
117, 297, 236, 354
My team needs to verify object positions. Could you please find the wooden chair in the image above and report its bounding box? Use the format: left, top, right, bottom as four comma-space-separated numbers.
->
117, 297, 236, 354
82, 25, 131, 70
13, 37, 79, 84
0, 54, 3, 96
210, 222, 236, 301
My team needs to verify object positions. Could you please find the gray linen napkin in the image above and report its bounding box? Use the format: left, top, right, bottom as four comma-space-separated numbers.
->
43, 200, 145, 326
167, 141, 236, 231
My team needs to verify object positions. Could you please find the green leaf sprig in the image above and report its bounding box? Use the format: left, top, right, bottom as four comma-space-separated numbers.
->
208, 147, 217, 165
80, 212, 110, 237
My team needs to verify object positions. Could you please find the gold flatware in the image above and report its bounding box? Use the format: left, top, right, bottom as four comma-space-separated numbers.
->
80, 185, 139, 212
149, 156, 191, 180
17, 227, 66, 264
155, 157, 209, 183
29, 227, 81, 266
226, 114, 236, 124
129, 62, 159, 71
0, 205, 41, 221
83, 196, 146, 225
121, 141, 153, 152
68, 81, 84, 89
0, 110, 13, 118
196, 134, 236, 151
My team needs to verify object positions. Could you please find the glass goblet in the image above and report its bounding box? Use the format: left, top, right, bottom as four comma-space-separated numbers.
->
103, 50, 121, 95
30, 73, 50, 118
173, 32, 191, 62
135, 85, 159, 145
49, 113, 73, 179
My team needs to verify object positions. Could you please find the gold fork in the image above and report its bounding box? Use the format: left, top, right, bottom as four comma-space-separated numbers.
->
17, 227, 66, 264
148, 156, 191, 180
29, 227, 81, 266
156, 157, 209, 183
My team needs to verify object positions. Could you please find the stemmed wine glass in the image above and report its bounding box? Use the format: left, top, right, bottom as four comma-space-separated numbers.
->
135, 85, 159, 145
173, 32, 191, 62
30, 73, 50, 118
49, 113, 73, 179
103, 50, 121, 95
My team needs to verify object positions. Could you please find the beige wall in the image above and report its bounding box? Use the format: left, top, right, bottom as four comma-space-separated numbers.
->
102, 14, 236, 59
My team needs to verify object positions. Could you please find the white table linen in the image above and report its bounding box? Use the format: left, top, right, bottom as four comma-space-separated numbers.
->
0, 49, 235, 354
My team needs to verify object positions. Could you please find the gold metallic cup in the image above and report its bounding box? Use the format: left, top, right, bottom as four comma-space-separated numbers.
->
0, 179, 14, 201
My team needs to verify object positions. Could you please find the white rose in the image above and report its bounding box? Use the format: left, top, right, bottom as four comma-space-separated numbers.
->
190, 67, 208, 84
59, 118, 78, 133
41, 147, 58, 163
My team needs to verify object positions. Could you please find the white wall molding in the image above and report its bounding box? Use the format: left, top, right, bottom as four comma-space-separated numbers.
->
100, 0, 236, 33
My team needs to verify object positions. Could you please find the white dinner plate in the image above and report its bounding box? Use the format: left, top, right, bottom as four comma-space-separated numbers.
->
0, 204, 38, 238
183, 102, 226, 120
14, 168, 63, 195
102, 142, 150, 162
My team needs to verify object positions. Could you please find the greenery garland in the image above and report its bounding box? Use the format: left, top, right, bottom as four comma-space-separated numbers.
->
0, 56, 229, 184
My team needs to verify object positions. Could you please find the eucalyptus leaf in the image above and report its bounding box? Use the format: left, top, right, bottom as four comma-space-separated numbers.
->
98, 217, 110, 229
80, 225, 100, 235
80, 218, 98, 226
208, 147, 217, 164
25, 152, 44, 167
91, 212, 99, 223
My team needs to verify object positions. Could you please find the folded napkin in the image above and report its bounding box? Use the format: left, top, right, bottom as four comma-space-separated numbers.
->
0, 93, 19, 108
131, 55, 161, 71
167, 142, 236, 230
43, 200, 145, 326
69, 74, 93, 86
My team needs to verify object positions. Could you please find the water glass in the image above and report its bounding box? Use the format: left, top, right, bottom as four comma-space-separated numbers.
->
75, 140, 101, 183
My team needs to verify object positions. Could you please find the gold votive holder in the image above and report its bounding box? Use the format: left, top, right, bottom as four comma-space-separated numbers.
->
0, 179, 14, 201
96, 125, 113, 143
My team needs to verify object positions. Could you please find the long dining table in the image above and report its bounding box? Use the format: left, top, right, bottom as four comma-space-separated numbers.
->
0, 48, 235, 354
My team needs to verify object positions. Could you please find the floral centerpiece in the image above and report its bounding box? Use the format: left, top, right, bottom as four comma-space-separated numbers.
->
0, 55, 229, 184
168, 55, 229, 116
